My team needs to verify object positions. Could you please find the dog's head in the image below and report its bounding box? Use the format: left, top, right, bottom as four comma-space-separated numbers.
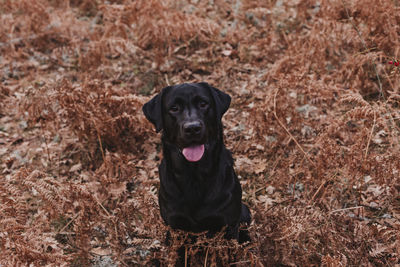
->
142, 82, 231, 162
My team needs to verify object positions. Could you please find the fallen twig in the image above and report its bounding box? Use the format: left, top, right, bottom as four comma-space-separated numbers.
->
273, 89, 316, 168
364, 110, 376, 160
329, 206, 364, 214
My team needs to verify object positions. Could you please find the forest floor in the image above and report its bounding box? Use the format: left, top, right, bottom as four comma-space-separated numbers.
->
1, 0, 400, 266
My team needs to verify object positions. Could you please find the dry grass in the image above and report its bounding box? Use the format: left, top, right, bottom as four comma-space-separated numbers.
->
1, 0, 400, 266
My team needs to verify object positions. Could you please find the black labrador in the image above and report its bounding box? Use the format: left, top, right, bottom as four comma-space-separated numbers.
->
142, 82, 250, 243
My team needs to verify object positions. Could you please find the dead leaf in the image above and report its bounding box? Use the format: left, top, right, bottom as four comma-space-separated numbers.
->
70, 163, 82, 172
91, 247, 112, 256
222, 50, 232, 56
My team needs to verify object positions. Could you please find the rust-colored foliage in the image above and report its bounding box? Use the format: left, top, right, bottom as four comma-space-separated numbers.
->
1, 0, 399, 266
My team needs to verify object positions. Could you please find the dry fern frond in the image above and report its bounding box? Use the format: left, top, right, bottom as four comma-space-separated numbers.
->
321, 254, 347, 267
100, 1, 220, 52
388, 91, 400, 105
340, 92, 370, 106
54, 79, 149, 153
345, 105, 375, 120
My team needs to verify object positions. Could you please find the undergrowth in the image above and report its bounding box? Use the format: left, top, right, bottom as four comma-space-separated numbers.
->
1, 0, 399, 266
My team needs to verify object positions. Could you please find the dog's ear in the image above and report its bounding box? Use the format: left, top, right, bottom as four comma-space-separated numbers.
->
199, 82, 231, 119
142, 86, 171, 132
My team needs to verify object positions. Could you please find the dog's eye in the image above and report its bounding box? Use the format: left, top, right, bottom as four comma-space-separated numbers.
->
169, 105, 180, 113
199, 101, 208, 109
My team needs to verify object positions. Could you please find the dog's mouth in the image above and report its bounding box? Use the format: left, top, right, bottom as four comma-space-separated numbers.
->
182, 144, 205, 162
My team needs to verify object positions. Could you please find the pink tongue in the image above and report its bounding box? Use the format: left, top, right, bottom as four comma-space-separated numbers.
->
182, 144, 205, 162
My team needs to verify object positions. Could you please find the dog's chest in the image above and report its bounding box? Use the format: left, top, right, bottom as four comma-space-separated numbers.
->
174, 170, 209, 207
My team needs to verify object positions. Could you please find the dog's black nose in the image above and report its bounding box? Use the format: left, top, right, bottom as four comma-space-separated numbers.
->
183, 121, 202, 136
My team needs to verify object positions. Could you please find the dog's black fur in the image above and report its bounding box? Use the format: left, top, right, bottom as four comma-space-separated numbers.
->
142, 82, 250, 243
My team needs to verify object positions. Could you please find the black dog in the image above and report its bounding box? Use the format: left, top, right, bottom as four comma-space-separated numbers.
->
143, 82, 250, 243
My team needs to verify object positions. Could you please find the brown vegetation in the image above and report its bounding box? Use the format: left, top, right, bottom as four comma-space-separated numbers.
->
1, 0, 399, 266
